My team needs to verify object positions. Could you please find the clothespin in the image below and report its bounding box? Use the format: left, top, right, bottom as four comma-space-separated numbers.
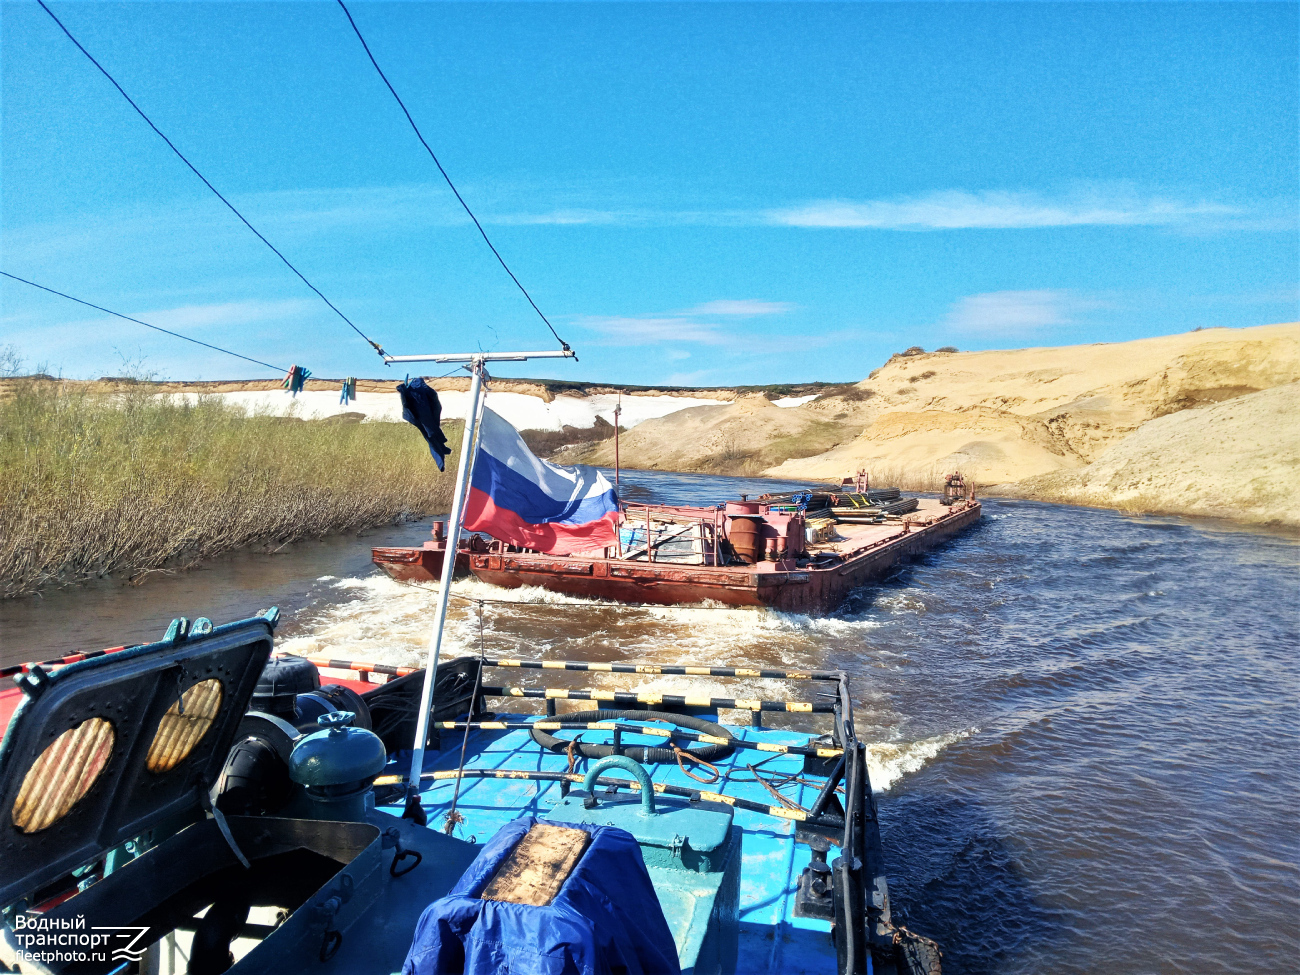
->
340, 377, 357, 406
282, 364, 310, 397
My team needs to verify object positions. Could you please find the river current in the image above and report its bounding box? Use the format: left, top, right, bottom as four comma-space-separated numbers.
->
2, 470, 1296, 974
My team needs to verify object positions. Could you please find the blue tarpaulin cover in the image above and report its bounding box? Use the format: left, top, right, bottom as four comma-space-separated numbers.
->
402, 815, 681, 975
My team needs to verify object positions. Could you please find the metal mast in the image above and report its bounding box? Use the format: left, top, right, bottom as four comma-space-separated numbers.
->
388, 349, 575, 816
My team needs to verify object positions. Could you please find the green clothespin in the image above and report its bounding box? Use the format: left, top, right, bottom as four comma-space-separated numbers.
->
282, 364, 310, 396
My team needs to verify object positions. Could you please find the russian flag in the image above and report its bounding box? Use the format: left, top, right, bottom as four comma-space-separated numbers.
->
462, 407, 620, 556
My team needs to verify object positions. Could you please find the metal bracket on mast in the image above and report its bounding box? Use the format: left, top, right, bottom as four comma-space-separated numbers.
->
383, 351, 576, 365
400, 348, 575, 823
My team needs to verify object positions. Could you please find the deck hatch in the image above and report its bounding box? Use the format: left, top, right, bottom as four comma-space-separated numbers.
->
0, 615, 274, 907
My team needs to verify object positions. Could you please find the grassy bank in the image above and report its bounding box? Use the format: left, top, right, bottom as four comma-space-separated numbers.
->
0, 379, 460, 597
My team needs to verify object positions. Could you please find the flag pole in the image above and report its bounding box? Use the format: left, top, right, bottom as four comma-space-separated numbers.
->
389, 348, 574, 821
613, 392, 621, 488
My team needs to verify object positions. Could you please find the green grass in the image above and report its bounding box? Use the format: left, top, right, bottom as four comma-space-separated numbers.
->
0, 379, 460, 597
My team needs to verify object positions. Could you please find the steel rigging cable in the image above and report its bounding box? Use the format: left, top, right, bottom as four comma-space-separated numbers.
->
34, 0, 389, 361
0, 271, 288, 374
336, 0, 572, 355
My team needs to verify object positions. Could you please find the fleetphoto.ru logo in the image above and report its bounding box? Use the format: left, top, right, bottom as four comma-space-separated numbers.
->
10, 913, 150, 965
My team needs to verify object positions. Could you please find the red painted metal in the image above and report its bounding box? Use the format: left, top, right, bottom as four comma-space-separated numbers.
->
0, 686, 20, 739
371, 540, 472, 583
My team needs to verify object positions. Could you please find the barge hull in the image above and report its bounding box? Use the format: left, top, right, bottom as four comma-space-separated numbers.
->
372, 545, 470, 583
469, 501, 980, 612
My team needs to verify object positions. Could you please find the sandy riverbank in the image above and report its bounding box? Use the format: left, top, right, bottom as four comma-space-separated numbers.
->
567, 323, 1300, 527
998, 383, 1300, 528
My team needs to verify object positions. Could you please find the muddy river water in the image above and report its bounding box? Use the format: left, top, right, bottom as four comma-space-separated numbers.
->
2, 470, 1297, 974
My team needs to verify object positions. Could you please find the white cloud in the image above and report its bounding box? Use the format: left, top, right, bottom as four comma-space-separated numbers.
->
576, 315, 729, 345
489, 209, 628, 226
685, 299, 793, 316
576, 298, 792, 345
767, 189, 1242, 230
941, 290, 1085, 335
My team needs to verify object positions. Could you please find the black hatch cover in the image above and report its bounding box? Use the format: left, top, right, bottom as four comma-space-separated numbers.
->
0, 614, 275, 907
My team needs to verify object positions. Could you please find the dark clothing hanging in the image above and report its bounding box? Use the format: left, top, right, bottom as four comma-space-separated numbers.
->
397, 378, 451, 471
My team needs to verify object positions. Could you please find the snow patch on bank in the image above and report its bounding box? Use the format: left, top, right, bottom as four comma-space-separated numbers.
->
171, 389, 727, 432
772, 394, 818, 408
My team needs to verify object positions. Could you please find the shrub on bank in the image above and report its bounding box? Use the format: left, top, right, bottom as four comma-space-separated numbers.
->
0, 379, 460, 597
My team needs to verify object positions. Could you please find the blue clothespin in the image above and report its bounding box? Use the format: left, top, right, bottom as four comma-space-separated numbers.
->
340, 376, 356, 405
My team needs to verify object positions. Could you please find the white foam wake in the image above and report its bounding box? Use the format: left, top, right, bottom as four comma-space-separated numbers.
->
866, 728, 974, 792
277, 572, 887, 672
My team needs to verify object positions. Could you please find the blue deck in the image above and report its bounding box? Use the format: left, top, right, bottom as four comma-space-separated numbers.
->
379, 716, 839, 975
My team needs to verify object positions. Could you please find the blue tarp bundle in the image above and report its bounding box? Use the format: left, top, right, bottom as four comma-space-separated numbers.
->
402, 815, 681, 975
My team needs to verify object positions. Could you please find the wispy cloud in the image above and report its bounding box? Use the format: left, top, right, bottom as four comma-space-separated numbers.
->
767, 189, 1244, 230
576, 315, 730, 345
487, 187, 1279, 233
940, 289, 1094, 335
489, 209, 630, 226
4, 185, 1278, 277
576, 297, 794, 346
684, 299, 792, 316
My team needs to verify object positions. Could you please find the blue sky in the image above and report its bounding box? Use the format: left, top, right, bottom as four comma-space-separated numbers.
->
2, 1, 1296, 386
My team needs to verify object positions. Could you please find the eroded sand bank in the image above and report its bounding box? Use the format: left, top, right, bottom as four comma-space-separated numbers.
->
570, 323, 1300, 527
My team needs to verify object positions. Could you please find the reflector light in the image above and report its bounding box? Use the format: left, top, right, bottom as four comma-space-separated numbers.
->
12, 717, 115, 833
146, 678, 223, 773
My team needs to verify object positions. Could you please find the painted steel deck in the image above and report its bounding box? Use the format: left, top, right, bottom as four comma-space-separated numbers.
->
379, 717, 843, 975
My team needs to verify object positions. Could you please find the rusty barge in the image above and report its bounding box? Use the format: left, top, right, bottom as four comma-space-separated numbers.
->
374, 476, 981, 612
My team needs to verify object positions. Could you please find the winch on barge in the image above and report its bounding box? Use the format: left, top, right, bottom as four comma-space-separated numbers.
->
373, 474, 980, 612
0, 614, 941, 975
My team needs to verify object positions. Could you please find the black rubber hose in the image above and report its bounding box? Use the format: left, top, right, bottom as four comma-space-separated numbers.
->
529, 709, 736, 763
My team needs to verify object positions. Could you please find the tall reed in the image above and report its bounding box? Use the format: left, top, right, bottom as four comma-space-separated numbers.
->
0, 379, 460, 597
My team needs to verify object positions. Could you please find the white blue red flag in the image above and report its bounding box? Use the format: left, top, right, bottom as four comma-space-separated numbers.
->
463, 407, 620, 556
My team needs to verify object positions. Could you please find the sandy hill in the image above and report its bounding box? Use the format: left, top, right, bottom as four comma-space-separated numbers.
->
1004, 383, 1300, 526
569, 323, 1300, 527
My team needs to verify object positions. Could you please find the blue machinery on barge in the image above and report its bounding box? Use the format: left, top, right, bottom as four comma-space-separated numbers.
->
0, 611, 939, 975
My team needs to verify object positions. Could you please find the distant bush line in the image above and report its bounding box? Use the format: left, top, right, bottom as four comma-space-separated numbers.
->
0, 379, 459, 598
